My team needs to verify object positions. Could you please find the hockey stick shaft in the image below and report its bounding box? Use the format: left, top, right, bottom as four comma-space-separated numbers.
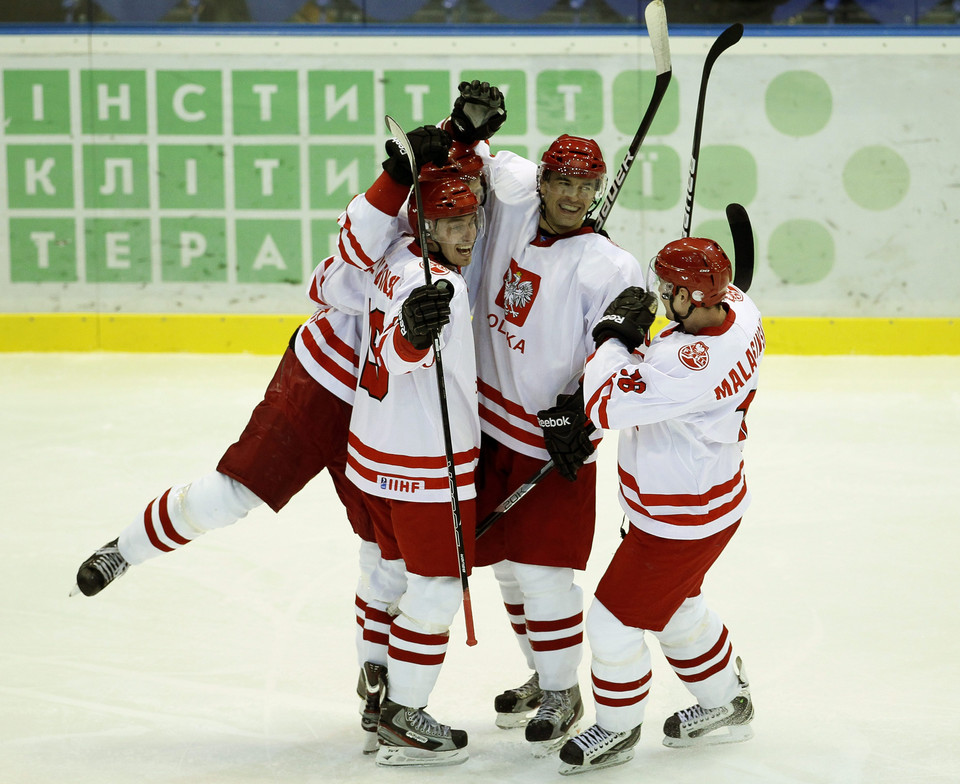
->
682, 22, 743, 238
594, 0, 671, 232
384, 116, 477, 646
476, 460, 554, 539
476, 421, 598, 539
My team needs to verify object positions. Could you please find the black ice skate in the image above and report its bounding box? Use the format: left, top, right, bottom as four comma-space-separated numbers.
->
524, 683, 584, 757
558, 723, 642, 776
662, 656, 754, 748
71, 538, 130, 597
376, 699, 468, 767
359, 662, 387, 754
494, 671, 543, 729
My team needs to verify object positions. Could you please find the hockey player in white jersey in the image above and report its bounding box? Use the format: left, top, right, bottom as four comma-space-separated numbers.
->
446, 94, 647, 754
558, 238, 761, 775
71, 126, 452, 754
331, 125, 495, 753
317, 177, 484, 767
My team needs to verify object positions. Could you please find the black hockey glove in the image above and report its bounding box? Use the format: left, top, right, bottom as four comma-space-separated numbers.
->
449, 80, 507, 144
382, 125, 452, 187
592, 286, 659, 352
537, 386, 595, 482
399, 280, 453, 351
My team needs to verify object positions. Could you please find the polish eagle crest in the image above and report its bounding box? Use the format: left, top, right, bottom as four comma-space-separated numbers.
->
502, 269, 535, 319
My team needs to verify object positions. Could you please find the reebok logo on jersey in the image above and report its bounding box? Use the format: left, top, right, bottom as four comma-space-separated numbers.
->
538, 415, 572, 428
378, 475, 425, 494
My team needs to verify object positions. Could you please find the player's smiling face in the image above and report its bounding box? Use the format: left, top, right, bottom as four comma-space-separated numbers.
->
539, 171, 600, 232
429, 212, 481, 268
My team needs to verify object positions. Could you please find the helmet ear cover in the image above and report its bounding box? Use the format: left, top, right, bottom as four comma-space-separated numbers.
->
653, 237, 732, 307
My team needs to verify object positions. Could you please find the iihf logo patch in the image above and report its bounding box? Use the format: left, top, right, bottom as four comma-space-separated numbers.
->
679, 341, 710, 371
377, 475, 425, 494
495, 260, 540, 327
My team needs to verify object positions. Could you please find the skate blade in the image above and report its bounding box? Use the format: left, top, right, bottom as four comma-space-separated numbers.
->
529, 719, 583, 759
362, 730, 379, 755
376, 745, 468, 767
496, 710, 535, 729
558, 748, 636, 776
662, 723, 754, 748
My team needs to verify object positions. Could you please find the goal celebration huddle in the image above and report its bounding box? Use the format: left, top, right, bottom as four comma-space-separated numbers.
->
72, 5, 765, 775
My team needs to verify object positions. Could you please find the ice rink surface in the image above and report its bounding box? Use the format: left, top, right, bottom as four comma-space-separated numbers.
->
2, 352, 958, 784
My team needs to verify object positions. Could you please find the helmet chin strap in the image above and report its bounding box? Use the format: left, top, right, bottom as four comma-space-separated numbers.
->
538, 199, 586, 237
669, 289, 696, 327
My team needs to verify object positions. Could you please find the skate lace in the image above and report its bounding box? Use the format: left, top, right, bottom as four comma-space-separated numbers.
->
676, 703, 722, 727
512, 673, 540, 699
91, 546, 128, 580
572, 723, 616, 752
537, 690, 572, 722
406, 709, 449, 738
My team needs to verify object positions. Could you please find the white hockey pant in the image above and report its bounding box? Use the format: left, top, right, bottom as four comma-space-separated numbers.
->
494, 560, 583, 691
386, 574, 462, 709
118, 470, 263, 565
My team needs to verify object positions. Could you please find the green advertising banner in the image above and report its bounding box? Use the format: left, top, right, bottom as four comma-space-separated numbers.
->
1, 33, 957, 317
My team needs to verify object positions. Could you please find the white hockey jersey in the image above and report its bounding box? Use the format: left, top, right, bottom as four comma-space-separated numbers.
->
292, 173, 411, 406
583, 287, 765, 541
473, 145, 646, 461
316, 235, 481, 503
292, 267, 361, 406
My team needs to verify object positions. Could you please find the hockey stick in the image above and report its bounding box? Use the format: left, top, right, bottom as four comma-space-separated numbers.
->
727, 202, 755, 292
594, 0, 671, 233
476, 2, 671, 540
682, 22, 743, 239
384, 115, 477, 646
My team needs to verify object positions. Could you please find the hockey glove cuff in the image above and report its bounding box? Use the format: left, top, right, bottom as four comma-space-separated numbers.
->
382, 125, 452, 187
537, 386, 595, 482
592, 286, 659, 352
399, 280, 453, 351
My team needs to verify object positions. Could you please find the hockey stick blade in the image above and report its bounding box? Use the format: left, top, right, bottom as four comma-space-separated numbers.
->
594, 0, 671, 232
726, 203, 754, 292
682, 22, 744, 237
383, 114, 477, 646
384, 115, 431, 278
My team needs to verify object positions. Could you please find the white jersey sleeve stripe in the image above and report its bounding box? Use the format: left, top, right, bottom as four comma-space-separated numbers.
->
299, 320, 358, 392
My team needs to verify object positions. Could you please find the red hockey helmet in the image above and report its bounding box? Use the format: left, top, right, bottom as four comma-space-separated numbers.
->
418, 140, 484, 182
408, 178, 483, 242
539, 134, 607, 179
653, 237, 732, 307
